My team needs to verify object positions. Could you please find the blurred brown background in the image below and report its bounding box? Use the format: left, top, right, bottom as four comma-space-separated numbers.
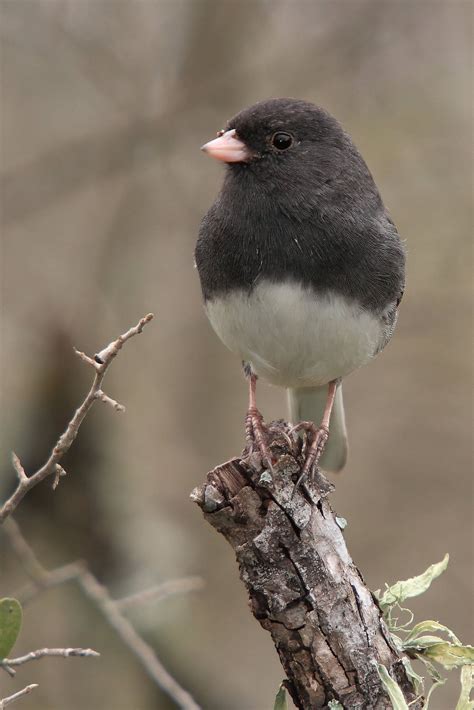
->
1, 1, 472, 709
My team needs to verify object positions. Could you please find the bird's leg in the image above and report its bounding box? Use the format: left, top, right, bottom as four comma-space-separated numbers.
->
293, 379, 338, 490
244, 364, 273, 472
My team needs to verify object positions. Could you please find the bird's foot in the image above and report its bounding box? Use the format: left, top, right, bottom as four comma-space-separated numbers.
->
290, 422, 329, 492
245, 406, 274, 472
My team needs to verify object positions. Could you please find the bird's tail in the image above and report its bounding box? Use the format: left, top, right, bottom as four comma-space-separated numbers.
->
287, 384, 348, 473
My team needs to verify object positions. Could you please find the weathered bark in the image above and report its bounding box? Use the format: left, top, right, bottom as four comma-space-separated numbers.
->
191, 424, 423, 710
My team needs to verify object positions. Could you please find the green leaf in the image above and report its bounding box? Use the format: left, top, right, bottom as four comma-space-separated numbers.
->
405, 620, 460, 645
400, 657, 424, 695
0, 598, 22, 659
423, 643, 474, 670
416, 655, 444, 684
455, 665, 474, 710
416, 653, 447, 709
390, 633, 404, 653
379, 554, 449, 611
403, 635, 448, 650
424, 673, 446, 708
328, 701, 344, 709
376, 664, 409, 709
274, 684, 288, 710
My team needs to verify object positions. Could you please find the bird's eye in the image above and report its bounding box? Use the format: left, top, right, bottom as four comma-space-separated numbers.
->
271, 132, 293, 150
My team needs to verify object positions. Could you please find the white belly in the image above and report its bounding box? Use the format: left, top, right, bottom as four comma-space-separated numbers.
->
205, 280, 383, 387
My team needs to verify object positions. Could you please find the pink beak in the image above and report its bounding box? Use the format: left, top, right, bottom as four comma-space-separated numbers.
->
201, 129, 250, 163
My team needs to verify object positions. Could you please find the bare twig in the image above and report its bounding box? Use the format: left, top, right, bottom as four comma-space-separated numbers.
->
2, 520, 201, 710
1, 665, 15, 679
77, 570, 200, 710
0, 526, 100, 678
72, 348, 101, 369
51, 464, 67, 490
14, 561, 85, 607
2, 520, 83, 605
10, 454, 27, 484
0, 313, 154, 522
3, 519, 48, 585
1, 648, 99, 670
93, 314, 153, 364
95, 389, 125, 412
0, 684, 38, 708
116, 577, 204, 611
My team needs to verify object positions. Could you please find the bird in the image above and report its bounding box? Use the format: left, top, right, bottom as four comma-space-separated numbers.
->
195, 98, 405, 483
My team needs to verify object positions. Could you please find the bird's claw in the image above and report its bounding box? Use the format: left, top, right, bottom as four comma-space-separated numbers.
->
245, 409, 330, 492
292, 425, 329, 495
245, 407, 274, 473
268, 425, 294, 451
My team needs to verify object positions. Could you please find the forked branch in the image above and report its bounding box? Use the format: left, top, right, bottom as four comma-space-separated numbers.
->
0, 314, 154, 522
2, 519, 201, 710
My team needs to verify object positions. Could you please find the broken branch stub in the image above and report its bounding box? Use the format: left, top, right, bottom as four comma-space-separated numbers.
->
191, 425, 422, 710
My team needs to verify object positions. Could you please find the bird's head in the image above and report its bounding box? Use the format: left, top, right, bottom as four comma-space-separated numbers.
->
201, 98, 356, 191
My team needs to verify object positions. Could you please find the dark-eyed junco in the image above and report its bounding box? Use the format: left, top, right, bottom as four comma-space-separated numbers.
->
195, 98, 405, 481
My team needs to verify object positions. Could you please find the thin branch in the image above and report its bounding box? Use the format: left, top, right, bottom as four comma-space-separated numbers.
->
1, 648, 99, 670
0, 685, 38, 708
14, 560, 84, 606
2, 520, 201, 710
95, 389, 125, 412
3, 519, 83, 605
51, 464, 67, 491
0, 313, 154, 522
93, 313, 153, 363
10, 454, 27, 483
1, 665, 15, 679
116, 577, 204, 611
72, 349, 101, 369
77, 570, 200, 710
3, 519, 48, 585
